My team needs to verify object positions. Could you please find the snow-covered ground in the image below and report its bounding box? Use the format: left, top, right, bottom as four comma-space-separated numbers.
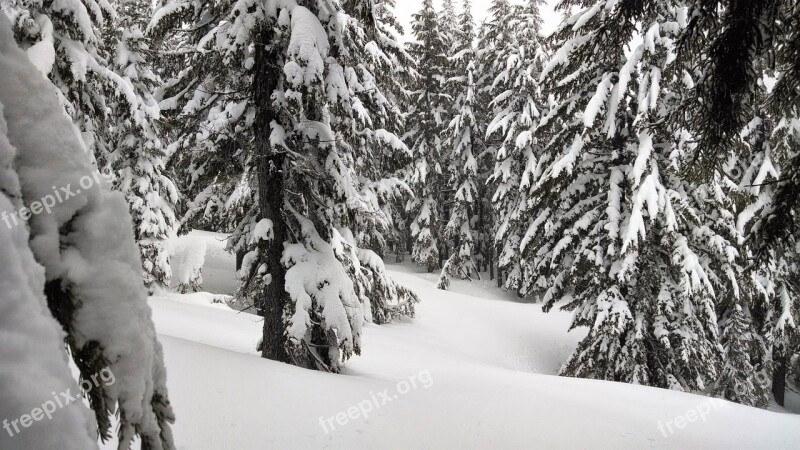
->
144, 231, 800, 449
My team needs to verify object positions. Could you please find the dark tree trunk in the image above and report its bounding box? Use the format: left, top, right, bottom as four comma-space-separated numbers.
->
773, 347, 787, 407
235, 249, 246, 272
496, 245, 502, 288
254, 24, 290, 364
489, 245, 494, 280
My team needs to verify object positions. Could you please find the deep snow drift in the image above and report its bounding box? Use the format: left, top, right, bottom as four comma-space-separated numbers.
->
127, 231, 800, 448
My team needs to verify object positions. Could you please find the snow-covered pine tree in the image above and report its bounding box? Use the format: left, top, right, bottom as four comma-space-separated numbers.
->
405, 0, 450, 272
714, 304, 770, 407
755, 2, 800, 260
6, 0, 179, 293
662, 1, 800, 406
321, 0, 420, 324
0, 32, 98, 450
108, 0, 178, 293
527, 0, 737, 390
757, 116, 800, 406
0, 18, 174, 447
736, 89, 800, 406
438, 0, 482, 290
150, 0, 417, 371
371, 0, 419, 263
734, 3, 800, 406
485, 0, 547, 296
680, 1, 800, 273
701, 108, 769, 408
6, 0, 121, 167
333, 0, 415, 257
474, 0, 518, 283
438, 0, 460, 127
148, 0, 257, 242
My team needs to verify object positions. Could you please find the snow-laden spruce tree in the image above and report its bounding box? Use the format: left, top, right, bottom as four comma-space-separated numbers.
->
6, 0, 119, 166
0, 45, 98, 450
437, 0, 483, 290
735, 94, 800, 406
729, 2, 800, 406
526, 1, 741, 390
676, 0, 786, 181
370, 0, 419, 263
405, 0, 451, 272
150, 0, 417, 371
438, 0, 460, 122
640, 0, 800, 406
758, 2, 800, 269
485, 0, 547, 295
473, 0, 520, 282
329, 0, 415, 260
147, 0, 257, 239
316, 0, 419, 325
0, 17, 173, 447
715, 304, 769, 407
108, 0, 178, 293
5, 0, 178, 293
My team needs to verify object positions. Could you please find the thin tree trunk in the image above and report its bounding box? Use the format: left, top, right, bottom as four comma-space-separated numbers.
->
489, 243, 494, 280
254, 24, 290, 363
773, 347, 787, 406
235, 249, 246, 272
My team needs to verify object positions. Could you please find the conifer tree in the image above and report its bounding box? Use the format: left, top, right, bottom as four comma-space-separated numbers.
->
7, 0, 178, 293
150, 0, 417, 371
109, 0, 178, 293
0, 18, 174, 446
7, 0, 121, 166
439, 0, 460, 124
148, 0, 257, 240
474, 0, 518, 282
527, 0, 734, 390
372, 0, 419, 263
438, 0, 483, 289
486, 0, 547, 295
405, 0, 450, 272
736, 86, 800, 406
714, 304, 769, 407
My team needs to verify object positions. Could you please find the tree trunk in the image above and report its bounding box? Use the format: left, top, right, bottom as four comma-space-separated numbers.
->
773, 347, 787, 407
235, 249, 246, 272
254, 24, 290, 363
488, 245, 494, 280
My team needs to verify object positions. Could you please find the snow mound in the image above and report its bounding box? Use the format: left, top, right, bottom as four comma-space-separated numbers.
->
169, 233, 207, 293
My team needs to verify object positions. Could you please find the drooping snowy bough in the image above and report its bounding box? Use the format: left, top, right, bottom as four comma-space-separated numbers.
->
0, 17, 174, 448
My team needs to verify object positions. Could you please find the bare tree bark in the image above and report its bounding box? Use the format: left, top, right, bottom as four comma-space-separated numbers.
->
773, 347, 787, 406
254, 23, 290, 363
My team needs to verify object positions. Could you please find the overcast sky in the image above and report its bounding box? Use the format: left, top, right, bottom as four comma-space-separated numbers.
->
392, 0, 564, 41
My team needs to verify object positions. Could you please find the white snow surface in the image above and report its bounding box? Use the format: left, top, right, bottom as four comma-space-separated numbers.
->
138, 231, 800, 449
